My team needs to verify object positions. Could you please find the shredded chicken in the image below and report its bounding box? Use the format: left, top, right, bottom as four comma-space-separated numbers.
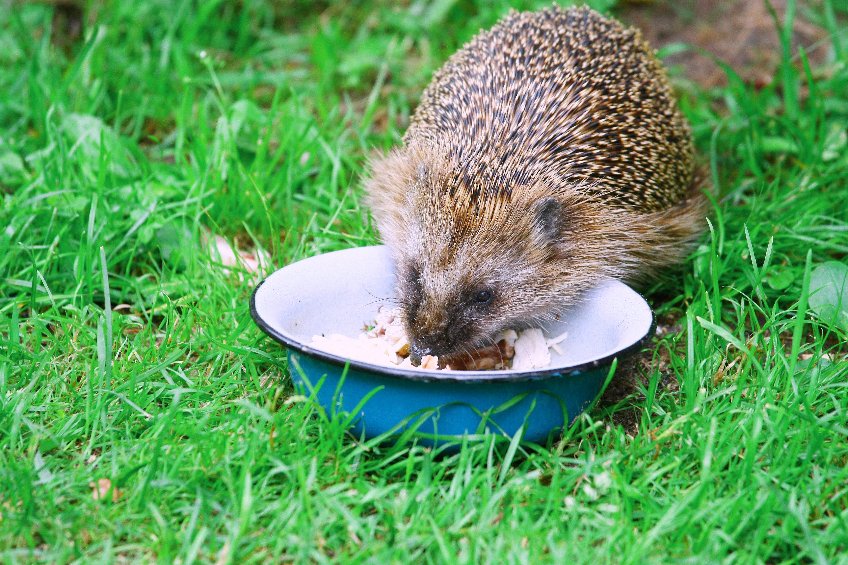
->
311, 307, 567, 372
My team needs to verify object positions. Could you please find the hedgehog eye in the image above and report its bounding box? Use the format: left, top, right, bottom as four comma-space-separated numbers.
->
473, 289, 494, 305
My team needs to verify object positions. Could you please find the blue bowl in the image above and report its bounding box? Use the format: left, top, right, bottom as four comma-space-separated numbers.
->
250, 246, 654, 445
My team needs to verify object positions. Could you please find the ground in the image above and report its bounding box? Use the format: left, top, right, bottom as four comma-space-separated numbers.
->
620, 0, 831, 88
1, 0, 847, 562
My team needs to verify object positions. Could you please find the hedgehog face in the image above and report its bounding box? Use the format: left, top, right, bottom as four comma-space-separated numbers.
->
397, 188, 586, 365
398, 239, 589, 365
367, 145, 610, 365
399, 257, 507, 365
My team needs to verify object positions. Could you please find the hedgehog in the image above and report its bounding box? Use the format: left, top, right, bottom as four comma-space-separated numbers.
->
365, 6, 708, 366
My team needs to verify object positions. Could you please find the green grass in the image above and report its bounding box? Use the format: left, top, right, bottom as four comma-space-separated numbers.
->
2, 0, 847, 562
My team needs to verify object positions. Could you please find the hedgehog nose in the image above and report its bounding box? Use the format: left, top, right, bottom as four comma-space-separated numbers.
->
409, 342, 432, 366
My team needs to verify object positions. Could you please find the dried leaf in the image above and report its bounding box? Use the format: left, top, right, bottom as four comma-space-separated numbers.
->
207, 233, 270, 283
809, 262, 848, 331
90, 478, 122, 502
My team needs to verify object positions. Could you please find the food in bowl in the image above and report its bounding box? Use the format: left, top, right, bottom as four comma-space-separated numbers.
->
311, 306, 569, 371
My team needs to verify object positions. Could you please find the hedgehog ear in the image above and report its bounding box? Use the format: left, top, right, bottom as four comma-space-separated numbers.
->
532, 197, 565, 247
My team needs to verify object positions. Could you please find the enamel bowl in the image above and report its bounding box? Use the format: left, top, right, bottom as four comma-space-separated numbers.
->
250, 245, 653, 445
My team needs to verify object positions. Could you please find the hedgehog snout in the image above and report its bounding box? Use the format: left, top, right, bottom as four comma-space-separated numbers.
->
408, 342, 431, 366
408, 332, 451, 366
408, 312, 485, 365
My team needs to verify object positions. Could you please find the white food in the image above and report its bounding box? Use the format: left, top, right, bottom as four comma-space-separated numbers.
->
545, 330, 570, 356
311, 307, 421, 368
311, 307, 567, 372
511, 328, 550, 371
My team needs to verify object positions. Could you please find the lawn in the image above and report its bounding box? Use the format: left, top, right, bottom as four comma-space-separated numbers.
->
1, 0, 847, 562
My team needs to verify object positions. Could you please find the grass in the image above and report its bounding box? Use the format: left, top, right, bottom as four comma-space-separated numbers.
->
1, 0, 847, 562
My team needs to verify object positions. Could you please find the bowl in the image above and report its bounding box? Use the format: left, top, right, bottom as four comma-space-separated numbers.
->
250, 245, 654, 445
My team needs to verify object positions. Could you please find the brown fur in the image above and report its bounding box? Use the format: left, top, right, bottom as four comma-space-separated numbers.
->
365, 6, 708, 361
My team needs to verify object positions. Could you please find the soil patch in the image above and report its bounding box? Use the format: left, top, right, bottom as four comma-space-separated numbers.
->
619, 0, 831, 88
